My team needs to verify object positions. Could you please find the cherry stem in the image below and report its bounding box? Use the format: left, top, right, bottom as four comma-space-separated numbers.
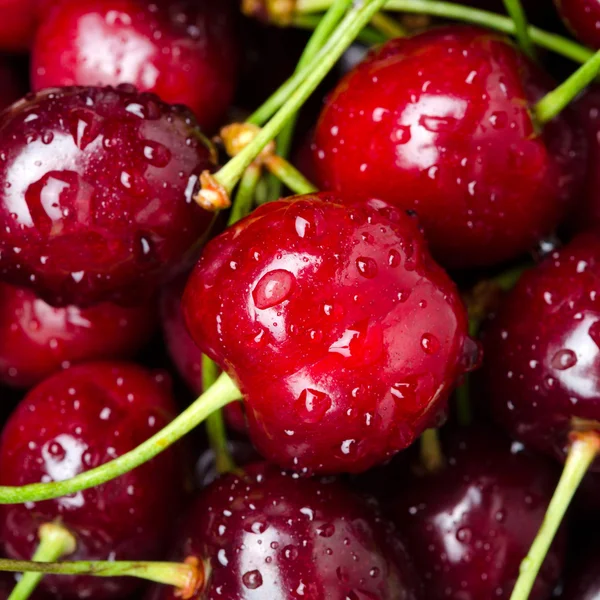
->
502, 0, 535, 59
510, 431, 600, 600
420, 428, 445, 472
0, 372, 241, 504
8, 523, 76, 600
264, 155, 317, 195
229, 162, 263, 222
292, 15, 388, 45
0, 558, 204, 598
535, 50, 600, 124
296, 0, 594, 64
370, 12, 407, 38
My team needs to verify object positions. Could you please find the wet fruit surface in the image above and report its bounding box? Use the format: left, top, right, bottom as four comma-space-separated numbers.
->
32, 0, 238, 133
0, 281, 157, 388
483, 233, 600, 467
147, 462, 422, 600
555, 0, 600, 49
0, 362, 184, 599
387, 427, 564, 600
0, 85, 216, 307
313, 26, 585, 269
184, 193, 474, 473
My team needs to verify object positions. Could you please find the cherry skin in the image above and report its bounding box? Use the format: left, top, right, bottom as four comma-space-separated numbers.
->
312, 26, 585, 269
386, 427, 564, 600
554, 0, 600, 49
0, 85, 216, 307
146, 462, 422, 600
482, 233, 600, 468
0, 361, 184, 599
183, 193, 474, 474
31, 0, 238, 133
562, 546, 600, 599
0, 281, 157, 388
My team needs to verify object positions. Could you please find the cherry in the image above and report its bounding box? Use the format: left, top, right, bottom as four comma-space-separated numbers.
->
554, 0, 600, 49
0, 58, 25, 113
562, 546, 600, 599
386, 427, 564, 600
482, 233, 600, 467
0, 281, 157, 389
31, 0, 238, 133
0, 85, 217, 307
0, 361, 184, 599
312, 26, 585, 269
146, 462, 422, 600
183, 192, 474, 473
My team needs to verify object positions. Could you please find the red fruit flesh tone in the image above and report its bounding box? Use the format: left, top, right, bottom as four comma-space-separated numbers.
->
147, 462, 422, 600
555, 0, 600, 49
0, 281, 157, 388
388, 427, 564, 600
32, 0, 238, 132
483, 233, 600, 468
0, 362, 184, 599
184, 193, 474, 473
312, 26, 585, 269
0, 85, 216, 307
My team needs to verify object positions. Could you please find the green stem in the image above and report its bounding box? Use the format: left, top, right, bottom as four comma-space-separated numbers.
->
420, 428, 445, 472
228, 163, 262, 224
510, 432, 600, 600
536, 50, 600, 124
297, 0, 594, 64
9, 524, 76, 600
370, 12, 407, 38
293, 15, 388, 45
0, 373, 241, 504
502, 0, 535, 59
264, 155, 317, 195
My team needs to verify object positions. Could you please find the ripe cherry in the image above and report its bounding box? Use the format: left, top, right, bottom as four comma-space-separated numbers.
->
183, 193, 474, 474
387, 427, 564, 600
312, 26, 584, 269
554, 0, 600, 49
31, 0, 238, 133
0, 361, 184, 599
0, 281, 157, 388
147, 462, 422, 600
562, 546, 600, 599
0, 85, 216, 307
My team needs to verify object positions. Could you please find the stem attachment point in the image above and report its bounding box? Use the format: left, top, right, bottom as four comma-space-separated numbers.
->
195, 172, 231, 212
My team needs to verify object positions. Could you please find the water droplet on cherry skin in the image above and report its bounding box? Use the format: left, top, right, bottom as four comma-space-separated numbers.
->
252, 269, 296, 310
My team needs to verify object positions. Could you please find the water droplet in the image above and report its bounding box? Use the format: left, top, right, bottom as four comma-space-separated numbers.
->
356, 257, 378, 278
392, 125, 411, 144
317, 523, 335, 538
244, 520, 268, 534
551, 349, 577, 371
456, 527, 472, 543
296, 389, 332, 423
253, 269, 296, 309
68, 108, 103, 150
388, 249, 401, 268
589, 320, 600, 349
421, 333, 440, 355
283, 545, 298, 560
242, 570, 263, 590
419, 114, 458, 132
489, 111, 507, 129
142, 141, 171, 167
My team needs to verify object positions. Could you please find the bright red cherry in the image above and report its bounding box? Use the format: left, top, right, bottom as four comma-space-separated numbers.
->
312, 26, 584, 269
0, 281, 157, 388
482, 233, 600, 467
31, 0, 238, 133
183, 193, 474, 473
0, 85, 216, 307
387, 427, 564, 600
147, 462, 422, 600
0, 361, 184, 599
554, 0, 600, 48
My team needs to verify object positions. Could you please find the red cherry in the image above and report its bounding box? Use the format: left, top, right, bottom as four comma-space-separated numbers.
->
562, 546, 600, 599
0, 281, 157, 388
554, 0, 600, 48
31, 0, 238, 133
482, 233, 600, 467
0, 361, 184, 599
0, 85, 216, 307
387, 427, 564, 600
147, 462, 422, 600
183, 193, 474, 473
312, 26, 585, 269
0, 59, 25, 112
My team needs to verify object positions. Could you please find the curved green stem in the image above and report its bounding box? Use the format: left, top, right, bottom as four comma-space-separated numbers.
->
264, 155, 317, 195
502, 0, 535, 59
510, 432, 600, 600
536, 50, 600, 124
293, 15, 388, 44
370, 12, 406, 38
9, 524, 76, 600
0, 373, 241, 504
420, 428, 445, 472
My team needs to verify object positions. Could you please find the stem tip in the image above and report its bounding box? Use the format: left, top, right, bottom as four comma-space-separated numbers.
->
194, 172, 231, 212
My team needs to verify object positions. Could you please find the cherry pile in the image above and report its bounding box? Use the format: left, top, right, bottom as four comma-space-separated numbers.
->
0, 0, 599, 599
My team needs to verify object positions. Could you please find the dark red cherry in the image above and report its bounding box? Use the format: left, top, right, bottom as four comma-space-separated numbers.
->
482, 233, 600, 467
387, 427, 564, 600
555, 0, 600, 48
0, 85, 216, 307
0, 59, 25, 112
183, 193, 474, 473
0, 361, 184, 599
312, 26, 585, 269
0, 281, 157, 388
147, 462, 422, 600
31, 0, 238, 133
562, 546, 600, 599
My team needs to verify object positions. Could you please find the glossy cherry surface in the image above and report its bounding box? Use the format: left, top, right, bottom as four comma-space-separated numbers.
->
184, 193, 474, 473
482, 233, 600, 467
0, 85, 216, 307
555, 0, 600, 49
312, 26, 584, 269
0, 361, 184, 599
0, 281, 157, 388
147, 462, 421, 600
387, 427, 563, 600
31, 0, 238, 133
